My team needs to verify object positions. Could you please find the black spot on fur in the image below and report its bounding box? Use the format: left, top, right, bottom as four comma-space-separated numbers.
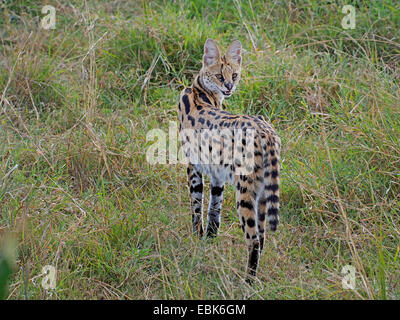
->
268, 207, 278, 216
187, 115, 195, 126
247, 218, 256, 227
183, 95, 190, 114
249, 242, 260, 275
200, 92, 211, 105
267, 195, 279, 203
240, 200, 253, 210
192, 183, 203, 193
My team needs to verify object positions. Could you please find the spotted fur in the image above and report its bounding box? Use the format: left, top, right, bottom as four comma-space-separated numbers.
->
178, 39, 281, 282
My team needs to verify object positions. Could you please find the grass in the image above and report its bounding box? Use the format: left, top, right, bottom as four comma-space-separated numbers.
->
0, 0, 399, 299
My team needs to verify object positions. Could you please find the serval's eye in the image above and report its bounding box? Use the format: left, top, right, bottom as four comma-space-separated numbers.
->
232, 73, 238, 81
215, 74, 224, 82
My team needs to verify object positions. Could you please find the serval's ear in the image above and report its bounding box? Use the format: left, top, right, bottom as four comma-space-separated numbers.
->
203, 39, 221, 67
226, 40, 242, 65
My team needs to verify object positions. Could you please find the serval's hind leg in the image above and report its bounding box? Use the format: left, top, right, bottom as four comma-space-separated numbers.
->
235, 176, 260, 283
187, 163, 204, 236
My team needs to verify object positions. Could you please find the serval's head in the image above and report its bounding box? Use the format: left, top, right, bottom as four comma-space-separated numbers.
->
201, 39, 242, 99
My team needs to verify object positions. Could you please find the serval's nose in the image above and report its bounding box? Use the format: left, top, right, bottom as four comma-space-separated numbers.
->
225, 82, 233, 91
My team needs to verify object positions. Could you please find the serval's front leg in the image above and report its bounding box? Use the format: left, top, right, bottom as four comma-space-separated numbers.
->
187, 163, 204, 236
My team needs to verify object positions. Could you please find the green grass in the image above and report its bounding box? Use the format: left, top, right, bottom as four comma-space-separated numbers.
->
0, 0, 399, 299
